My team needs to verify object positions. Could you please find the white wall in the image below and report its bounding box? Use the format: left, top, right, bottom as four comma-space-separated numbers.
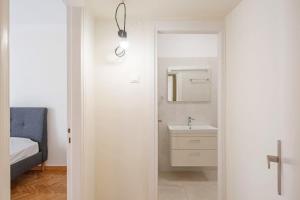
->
93, 20, 223, 200
94, 20, 155, 200
158, 34, 218, 58
9, 0, 67, 166
225, 0, 300, 199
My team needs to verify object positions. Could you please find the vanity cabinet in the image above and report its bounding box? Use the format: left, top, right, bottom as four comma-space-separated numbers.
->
169, 132, 217, 167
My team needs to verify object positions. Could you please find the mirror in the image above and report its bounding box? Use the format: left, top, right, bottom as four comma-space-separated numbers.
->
167, 66, 211, 102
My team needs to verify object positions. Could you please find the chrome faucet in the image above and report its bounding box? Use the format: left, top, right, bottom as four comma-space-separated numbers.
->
188, 116, 195, 129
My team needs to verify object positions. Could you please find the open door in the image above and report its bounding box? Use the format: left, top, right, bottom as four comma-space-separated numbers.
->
0, 1, 86, 199
225, 0, 300, 200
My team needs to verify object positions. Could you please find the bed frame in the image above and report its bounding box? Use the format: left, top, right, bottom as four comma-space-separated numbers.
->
10, 107, 48, 181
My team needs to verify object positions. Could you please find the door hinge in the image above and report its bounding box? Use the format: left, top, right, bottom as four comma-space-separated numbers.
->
68, 128, 71, 143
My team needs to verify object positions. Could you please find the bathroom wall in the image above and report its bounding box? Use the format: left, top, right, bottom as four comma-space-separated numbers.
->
157, 34, 219, 171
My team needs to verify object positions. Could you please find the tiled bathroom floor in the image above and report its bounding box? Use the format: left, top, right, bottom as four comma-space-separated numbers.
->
158, 171, 217, 200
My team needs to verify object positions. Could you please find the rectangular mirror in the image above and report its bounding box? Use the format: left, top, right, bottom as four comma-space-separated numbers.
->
167, 66, 211, 102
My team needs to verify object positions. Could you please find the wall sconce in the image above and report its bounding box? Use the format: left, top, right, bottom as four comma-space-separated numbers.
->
115, 0, 129, 57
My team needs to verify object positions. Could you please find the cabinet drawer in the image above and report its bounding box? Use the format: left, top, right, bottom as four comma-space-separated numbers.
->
171, 150, 217, 167
171, 136, 217, 150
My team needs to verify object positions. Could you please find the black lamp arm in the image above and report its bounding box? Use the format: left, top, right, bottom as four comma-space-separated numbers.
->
115, 1, 127, 38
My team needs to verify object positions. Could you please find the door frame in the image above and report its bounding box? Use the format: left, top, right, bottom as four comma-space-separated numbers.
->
66, 5, 84, 200
0, 1, 86, 200
152, 21, 227, 200
0, 0, 10, 199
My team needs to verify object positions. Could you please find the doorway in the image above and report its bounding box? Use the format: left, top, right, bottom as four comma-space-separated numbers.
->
0, 1, 86, 200
9, 0, 68, 199
154, 25, 226, 200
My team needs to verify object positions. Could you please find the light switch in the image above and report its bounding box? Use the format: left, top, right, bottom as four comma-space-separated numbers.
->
129, 74, 140, 83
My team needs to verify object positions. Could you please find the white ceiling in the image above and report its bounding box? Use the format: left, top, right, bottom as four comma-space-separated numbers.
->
87, 0, 241, 20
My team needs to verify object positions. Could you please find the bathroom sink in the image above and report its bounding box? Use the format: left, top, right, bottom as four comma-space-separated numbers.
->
168, 125, 218, 135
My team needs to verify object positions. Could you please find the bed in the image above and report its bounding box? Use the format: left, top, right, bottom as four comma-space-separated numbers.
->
10, 107, 48, 181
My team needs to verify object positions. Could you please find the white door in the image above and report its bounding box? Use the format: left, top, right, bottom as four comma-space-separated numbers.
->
279, 0, 300, 198
225, 0, 300, 200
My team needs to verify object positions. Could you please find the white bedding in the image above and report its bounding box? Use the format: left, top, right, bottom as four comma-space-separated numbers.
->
10, 137, 39, 165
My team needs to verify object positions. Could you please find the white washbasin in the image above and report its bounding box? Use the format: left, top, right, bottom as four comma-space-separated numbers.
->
168, 125, 218, 134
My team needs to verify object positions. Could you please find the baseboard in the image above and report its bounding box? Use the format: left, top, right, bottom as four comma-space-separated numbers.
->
32, 165, 67, 172
45, 166, 67, 172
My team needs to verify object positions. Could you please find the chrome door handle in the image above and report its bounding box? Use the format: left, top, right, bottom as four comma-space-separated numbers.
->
267, 140, 282, 195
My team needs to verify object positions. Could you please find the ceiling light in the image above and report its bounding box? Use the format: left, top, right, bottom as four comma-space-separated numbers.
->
119, 38, 129, 49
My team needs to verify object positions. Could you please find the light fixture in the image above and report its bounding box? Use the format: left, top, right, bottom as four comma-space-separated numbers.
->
115, 0, 128, 57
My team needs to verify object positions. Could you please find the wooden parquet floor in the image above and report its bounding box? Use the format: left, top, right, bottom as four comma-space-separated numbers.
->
11, 170, 67, 200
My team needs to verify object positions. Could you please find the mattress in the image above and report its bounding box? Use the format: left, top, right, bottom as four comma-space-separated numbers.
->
10, 137, 39, 165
